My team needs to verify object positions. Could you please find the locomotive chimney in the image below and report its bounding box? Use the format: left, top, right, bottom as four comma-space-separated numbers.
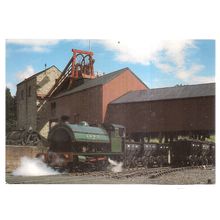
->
60, 115, 70, 123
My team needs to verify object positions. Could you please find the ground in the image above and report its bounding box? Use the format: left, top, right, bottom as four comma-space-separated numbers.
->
6, 166, 215, 184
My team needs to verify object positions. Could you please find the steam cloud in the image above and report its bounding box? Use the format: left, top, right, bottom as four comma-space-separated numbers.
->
12, 156, 59, 176
108, 158, 123, 173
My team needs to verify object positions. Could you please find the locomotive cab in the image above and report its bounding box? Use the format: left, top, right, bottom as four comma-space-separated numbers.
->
103, 123, 125, 153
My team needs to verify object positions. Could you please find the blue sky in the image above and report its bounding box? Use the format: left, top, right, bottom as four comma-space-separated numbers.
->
6, 39, 215, 95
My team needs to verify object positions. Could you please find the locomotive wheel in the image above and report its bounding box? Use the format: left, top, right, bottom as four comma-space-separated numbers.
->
36, 153, 46, 162
65, 162, 74, 172
96, 160, 108, 171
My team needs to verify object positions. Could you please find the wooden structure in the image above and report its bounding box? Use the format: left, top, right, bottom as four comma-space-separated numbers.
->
105, 83, 215, 141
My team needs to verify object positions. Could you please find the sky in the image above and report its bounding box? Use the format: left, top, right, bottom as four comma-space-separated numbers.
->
6, 39, 215, 95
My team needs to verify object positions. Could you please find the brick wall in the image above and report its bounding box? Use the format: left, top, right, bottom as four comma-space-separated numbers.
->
51, 85, 103, 125
6, 145, 47, 173
103, 69, 148, 122
50, 69, 148, 126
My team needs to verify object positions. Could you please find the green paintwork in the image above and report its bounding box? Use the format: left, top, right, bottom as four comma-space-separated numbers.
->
109, 128, 123, 153
74, 132, 110, 143
67, 124, 110, 143
78, 155, 87, 162
111, 137, 122, 152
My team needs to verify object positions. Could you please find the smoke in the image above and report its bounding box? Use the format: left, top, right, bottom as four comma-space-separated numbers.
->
12, 156, 60, 176
108, 158, 123, 173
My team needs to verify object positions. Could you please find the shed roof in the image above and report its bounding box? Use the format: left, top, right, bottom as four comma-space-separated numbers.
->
53, 67, 147, 98
111, 83, 215, 104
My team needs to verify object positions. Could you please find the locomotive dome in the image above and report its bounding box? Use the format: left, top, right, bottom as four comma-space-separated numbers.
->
79, 121, 89, 126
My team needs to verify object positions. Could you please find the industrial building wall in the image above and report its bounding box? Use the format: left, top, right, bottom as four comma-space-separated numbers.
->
16, 77, 37, 131
36, 67, 61, 137
106, 96, 215, 135
51, 85, 103, 125
6, 145, 47, 172
102, 69, 148, 121
16, 66, 61, 137
36, 66, 61, 97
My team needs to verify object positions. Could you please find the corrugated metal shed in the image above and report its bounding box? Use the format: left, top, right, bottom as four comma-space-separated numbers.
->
112, 83, 215, 104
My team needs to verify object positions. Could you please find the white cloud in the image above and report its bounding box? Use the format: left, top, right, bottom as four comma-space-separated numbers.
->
6, 82, 16, 96
175, 64, 215, 84
16, 65, 35, 81
6, 82, 16, 91
191, 75, 215, 84
153, 61, 175, 73
99, 39, 214, 84
100, 39, 164, 65
6, 39, 61, 52
176, 64, 205, 80
100, 39, 194, 66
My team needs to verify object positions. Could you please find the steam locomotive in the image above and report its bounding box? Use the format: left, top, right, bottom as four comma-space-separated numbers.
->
37, 121, 215, 171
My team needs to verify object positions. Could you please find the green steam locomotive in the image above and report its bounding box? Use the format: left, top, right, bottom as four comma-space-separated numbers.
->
37, 121, 215, 171
37, 121, 169, 171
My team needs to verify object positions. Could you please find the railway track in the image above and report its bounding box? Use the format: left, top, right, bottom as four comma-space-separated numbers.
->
68, 165, 214, 179
148, 165, 214, 179
6, 165, 215, 184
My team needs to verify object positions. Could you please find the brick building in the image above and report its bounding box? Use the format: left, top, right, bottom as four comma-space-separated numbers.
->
16, 66, 61, 137
49, 67, 148, 127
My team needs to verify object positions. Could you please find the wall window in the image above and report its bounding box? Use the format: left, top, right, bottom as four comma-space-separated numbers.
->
51, 102, 56, 116
28, 86, 32, 97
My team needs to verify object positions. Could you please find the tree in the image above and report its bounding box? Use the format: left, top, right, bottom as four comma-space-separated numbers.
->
6, 87, 17, 134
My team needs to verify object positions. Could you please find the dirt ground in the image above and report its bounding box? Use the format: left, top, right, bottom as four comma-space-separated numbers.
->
6, 166, 215, 184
